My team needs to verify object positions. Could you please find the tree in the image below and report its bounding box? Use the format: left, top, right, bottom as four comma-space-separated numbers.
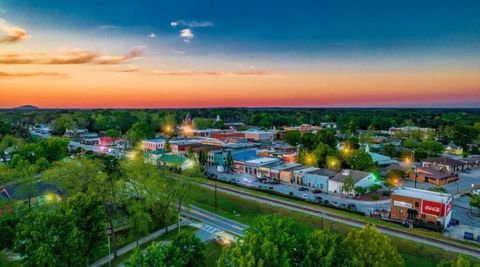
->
43, 158, 104, 196
284, 130, 302, 146
198, 148, 208, 166
301, 132, 316, 150
401, 138, 418, 149
52, 114, 77, 134
469, 195, 480, 215
193, 118, 214, 129
127, 201, 152, 247
66, 192, 107, 264
437, 255, 474, 267
105, 128, 121, 138
218, 215, 301, 267
15, 206, 84, 267
418, 140, 443, 158
126, 122, 155, 146
382, 143, 397, 158
126, 231, 205, 267
311, 143, 333, 167
340, 224, 404, 267
39, 137, 69, 162
225, 151, 234, 172
315, 129, 337, 148
301, 230, 339, 267
354, 186, 367, 195
342, 175, 355, 195
349, 150, 375, 171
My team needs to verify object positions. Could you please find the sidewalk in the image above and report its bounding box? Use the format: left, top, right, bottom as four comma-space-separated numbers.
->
89, 222, 185, 267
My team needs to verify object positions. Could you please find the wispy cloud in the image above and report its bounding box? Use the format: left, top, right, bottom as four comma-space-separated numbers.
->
170, 20, 213, 28
0, 71, 67, 78
110, 65, 141, 73
180, 29, 194, 42
0, 48, 142, 65
148, 32, 156, 38
151, 68, 276, 77
96, 24, 119, 31
0, 18, 28, 44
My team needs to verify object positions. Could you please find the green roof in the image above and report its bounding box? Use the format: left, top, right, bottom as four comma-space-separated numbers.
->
159, 154, 187, 165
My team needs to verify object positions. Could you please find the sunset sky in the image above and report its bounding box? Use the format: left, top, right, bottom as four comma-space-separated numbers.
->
0, 0, 479, 108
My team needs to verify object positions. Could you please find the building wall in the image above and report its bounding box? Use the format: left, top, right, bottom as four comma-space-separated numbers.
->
355, 174, 377, 191
303, 174, 328, 189
280, 170, 294, 183
328, 180, 343, 193
390, 195, 437, 224
408, 172, 459, 186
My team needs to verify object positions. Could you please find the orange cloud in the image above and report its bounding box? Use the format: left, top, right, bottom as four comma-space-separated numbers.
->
151, 69, 273, 77
0, 19, 28, 44
0, 71, 66, 78
0, 48, 142, 65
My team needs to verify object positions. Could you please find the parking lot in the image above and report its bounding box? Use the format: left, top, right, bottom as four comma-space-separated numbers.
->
206, 168, 391, 215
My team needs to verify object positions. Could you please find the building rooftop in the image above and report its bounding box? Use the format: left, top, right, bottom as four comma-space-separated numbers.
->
417, 167, 453, 180
306, 168, 337, 177
245, 157, 281, 166
293, 167, 320, 174
424, 156, 465, 167
158, 154, 188, 165
331, 170, 372, 183
270, 163, 302, 171
393, 187, 452, 203
144, 138, 165, 143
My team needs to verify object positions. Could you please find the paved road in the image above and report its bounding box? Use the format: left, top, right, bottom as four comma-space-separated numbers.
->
196, 181, 480, 258
89, 223, 182, 267
69, 141, 124, 158
208, 169, 391, 214
182, 206, 247, 237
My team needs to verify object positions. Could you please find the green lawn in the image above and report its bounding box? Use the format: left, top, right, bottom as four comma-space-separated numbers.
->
186, 181, 480, 266
182, 174, 480, 250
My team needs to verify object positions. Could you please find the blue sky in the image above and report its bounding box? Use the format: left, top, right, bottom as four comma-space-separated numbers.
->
0, 0, 479, 108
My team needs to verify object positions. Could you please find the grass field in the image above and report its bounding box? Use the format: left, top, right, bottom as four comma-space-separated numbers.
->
186, 181, 479, 267
181, 174, 480, 250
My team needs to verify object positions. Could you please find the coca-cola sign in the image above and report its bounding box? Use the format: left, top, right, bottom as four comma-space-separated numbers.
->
421, 200, 444, 216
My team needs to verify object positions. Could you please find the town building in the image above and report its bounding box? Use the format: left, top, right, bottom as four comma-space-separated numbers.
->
328, 169, 378, 195
268, 163, 302, 180
156, 154, 195, 170
279, 165, 310, 184
243, 130, 275, 142
409, 166, 458, 186
143, 138, 166, 151
390, 187, 452, 229
444, 143, 463, 156
244, 157, 282, 178
366, 145, 398, 166
303, 168, 336, 190
422, 157, 466, 172
292, 167, 320, 185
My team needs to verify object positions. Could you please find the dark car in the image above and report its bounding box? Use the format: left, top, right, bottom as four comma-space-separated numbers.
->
340, 203, 347, 209
268, 185, 274, 190
450, 218, 460, 226
298, 186, 309, 191
464, 232, 475, 241
323, 200, 330, 205
311, 189, 322, 194
271, 180, 280, 184
289, 191, 294, 196
347, 204, 357, 210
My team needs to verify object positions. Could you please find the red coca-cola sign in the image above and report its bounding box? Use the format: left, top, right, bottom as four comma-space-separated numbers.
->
421, 200, 444, 216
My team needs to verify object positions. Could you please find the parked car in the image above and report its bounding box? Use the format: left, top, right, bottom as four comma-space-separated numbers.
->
271, 180, 280, 184
268, 185, 274, 190
347, 204, 357, 210
289, 191, 294, 196
311, 189, 322, 194
450, 218, 460, 226
340, 203, 347, 209
315, 196, 323, 203
301, 194, 308, 199
473, 189, 480, 196
323, 200, 330, 205
332, 201, 339, 207
298, 186, 309, 191
464, 232, 475, 241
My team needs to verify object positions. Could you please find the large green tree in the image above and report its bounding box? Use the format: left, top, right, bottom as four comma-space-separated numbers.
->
340, 225, 404, 267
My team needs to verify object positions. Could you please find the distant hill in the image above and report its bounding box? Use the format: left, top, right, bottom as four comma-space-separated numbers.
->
12, 105, 40, 110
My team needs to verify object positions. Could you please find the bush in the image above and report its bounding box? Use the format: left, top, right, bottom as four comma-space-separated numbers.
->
371, 195, 379, 201
382, 191, 390, 197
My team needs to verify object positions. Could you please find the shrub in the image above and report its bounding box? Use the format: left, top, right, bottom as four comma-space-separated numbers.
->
371, 195, 379, 201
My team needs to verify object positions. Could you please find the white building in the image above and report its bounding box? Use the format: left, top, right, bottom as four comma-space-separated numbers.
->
243, 130, 275, 142
328, 169, 378, 195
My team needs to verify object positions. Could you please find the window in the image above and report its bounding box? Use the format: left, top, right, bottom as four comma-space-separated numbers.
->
399, 209, 403, 214
415, 202, 419, 208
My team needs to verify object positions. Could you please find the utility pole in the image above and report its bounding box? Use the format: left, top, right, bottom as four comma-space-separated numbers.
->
215, 174, 218, 213
413, 149, 417, 188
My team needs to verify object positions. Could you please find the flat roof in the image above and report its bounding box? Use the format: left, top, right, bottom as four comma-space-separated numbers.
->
330, 170, 371, 183
293, 167, 319, 174
144, 138, 165, 142
245, 157, 280, 165
270, 163, 302, 171
306, 168, 337, 177
393, 187, 452, 203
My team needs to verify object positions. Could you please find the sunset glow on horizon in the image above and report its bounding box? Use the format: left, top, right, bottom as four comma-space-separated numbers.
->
1, 0, 479, 108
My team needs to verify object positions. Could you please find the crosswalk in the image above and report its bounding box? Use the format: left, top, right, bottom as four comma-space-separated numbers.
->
201, 225, 220, 234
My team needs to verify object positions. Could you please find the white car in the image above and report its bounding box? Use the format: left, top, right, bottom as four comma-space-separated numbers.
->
472, 189, 480, 195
